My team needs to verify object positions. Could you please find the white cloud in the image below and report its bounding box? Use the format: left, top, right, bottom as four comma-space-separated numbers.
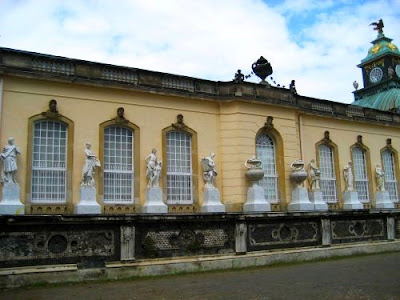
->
0, 0, 399, 103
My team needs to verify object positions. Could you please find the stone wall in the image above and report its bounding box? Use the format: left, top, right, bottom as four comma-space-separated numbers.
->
1, 211, 398, 269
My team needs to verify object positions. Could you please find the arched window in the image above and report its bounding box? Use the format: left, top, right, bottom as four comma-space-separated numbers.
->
27, 99, 74, 213
162, 114, 198, 211
103, 126, 134, 203
352, 147, 369, 202
382, 149, 398, 201
256, 134, 278, 202
99, 108, 140, 213
166, 130, 193, 204
318, 144, 338, 203
31, 120, 68, 203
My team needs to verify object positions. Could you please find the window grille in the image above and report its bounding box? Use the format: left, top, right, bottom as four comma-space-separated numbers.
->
166, 131, 193, 204
352, 147, 369, 202
256, 134, 279, 203
382, 150, 398, 201
31, 121, 67, 203
318, 144, 337, 203
103, 126, 134, 203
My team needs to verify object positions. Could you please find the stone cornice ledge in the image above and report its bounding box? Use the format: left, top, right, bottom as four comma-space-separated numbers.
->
1, 47, 400, 126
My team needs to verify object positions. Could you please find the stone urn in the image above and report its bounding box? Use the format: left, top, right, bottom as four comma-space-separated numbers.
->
244, 157, 264, 186
288, 159, 314, 211
290, 159, 307, 186
246, 168, 264, 185
252, 56, 273, 84
243, 156, 270, 212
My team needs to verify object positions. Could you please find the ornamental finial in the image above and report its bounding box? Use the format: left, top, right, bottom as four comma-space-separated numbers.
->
369, 19, 384, 36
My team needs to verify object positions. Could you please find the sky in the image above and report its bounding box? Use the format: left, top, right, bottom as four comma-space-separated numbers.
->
0, 0, 399, 103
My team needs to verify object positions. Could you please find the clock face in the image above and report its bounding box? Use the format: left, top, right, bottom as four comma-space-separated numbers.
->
369, 67, 383, 83
396, 64, 400, 78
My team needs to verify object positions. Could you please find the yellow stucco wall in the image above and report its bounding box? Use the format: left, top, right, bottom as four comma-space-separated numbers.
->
1, 77, 221, 211
219, 102, 299, 210
1, 75, 400, 213
301, 114, 400, 202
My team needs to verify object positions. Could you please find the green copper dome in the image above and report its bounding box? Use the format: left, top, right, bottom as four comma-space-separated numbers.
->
361, 33, 400, 64
352, 87, 400, 111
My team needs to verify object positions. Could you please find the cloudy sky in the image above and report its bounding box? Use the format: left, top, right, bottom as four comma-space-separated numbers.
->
1, 0, 399, 103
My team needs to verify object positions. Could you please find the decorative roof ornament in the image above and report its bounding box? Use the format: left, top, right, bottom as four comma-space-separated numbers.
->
361, 19, 400, 64
289, 80, 298, 95
251, 56, 273, 85
353, 81, 359, 90
233, 69, 245, 83
370, 19, 384, 36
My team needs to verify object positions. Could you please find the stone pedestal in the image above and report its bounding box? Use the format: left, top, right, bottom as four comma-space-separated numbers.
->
74, 185, 101, 214
201, 187, 225, 213
243, 184, 270, 212
288, 186, 314, 212
309, 190, 328, 211
374, 191, 394, 209
343, 191, 363, 210
0, 182, 24, 215
142, 187, 168, 213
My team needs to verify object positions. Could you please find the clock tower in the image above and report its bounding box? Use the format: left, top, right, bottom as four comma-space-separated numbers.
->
352, 20, 400, 111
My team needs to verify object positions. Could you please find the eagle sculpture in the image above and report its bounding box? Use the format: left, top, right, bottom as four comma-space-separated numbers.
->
370, 19, 384, 34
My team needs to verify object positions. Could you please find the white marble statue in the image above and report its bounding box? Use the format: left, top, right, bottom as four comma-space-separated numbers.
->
202, 153, 217, 188
0, 137, 20, 184
375, 164, 385, 192
373, 163, 394, 209
201, 152, 225, 212
152, 161, 162, 188
343, 161, 354, 191
142, 148, 166, 213
146, 149, 162, 188
308, 159, 321, 190
81, 143, 101, 186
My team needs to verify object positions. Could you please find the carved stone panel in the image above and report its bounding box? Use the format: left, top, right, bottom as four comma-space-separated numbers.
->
331, 219, 385, 244
247, 221, 321, 251
121, 225, 135, 261
0, 228, 118, 268
136, 222, 234, 258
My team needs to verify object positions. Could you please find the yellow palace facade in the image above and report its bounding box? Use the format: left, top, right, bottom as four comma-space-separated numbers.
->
2, 28, 400, 285
1, 37, 400, 215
